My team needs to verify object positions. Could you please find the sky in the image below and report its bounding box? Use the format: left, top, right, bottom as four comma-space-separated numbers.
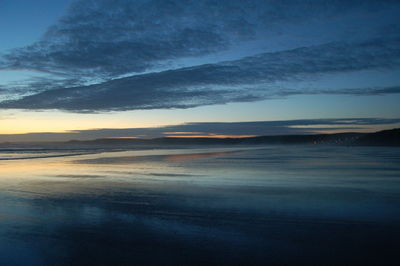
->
0, 0, 399, 141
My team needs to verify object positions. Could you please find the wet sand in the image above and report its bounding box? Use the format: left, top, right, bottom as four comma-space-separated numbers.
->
1, 146, 400, 265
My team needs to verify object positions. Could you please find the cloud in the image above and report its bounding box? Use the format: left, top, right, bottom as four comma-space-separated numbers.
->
0, 0, 269, 77
0, 76, 82, 99
278, 85, 400, 97
1, 0, 399, 78
0, 0, 399, 112
1, 38, 399, 112
1, 118, 399, 142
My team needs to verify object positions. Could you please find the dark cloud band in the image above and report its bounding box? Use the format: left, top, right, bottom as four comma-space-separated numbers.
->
0, 118, 399, 142
1, 38, 399, 112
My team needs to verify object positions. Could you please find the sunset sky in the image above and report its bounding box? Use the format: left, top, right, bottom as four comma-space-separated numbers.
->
1, 0, 399, 141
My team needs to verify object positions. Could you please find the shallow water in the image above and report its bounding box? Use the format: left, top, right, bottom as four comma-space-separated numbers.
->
0, 145, 399, 265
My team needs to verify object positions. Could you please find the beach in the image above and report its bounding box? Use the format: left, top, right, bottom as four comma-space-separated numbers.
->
1, 145, 400, 265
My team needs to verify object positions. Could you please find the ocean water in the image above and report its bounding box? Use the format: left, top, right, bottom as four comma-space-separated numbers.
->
0, 145, 399, 265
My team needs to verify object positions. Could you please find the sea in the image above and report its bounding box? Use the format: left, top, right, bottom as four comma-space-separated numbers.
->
0, 144, 399, 265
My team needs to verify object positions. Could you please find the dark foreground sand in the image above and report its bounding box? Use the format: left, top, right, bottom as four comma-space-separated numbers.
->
0, 146, 399, 265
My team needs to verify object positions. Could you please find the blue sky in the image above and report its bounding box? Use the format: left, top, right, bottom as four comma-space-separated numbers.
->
0, 0, 73, 50
0, 0, 399, 141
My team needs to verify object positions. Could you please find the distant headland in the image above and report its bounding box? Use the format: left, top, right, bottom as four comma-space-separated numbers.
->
64, 128, 400, 147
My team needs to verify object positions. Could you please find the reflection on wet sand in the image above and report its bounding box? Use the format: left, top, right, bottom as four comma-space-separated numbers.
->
73, 149, 242, 164
0, 146, 400, 265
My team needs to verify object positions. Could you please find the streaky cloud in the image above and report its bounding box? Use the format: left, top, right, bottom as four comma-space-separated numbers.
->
0, 118, 399, 142
2, 0, 398, 78
1, 38, 399, 112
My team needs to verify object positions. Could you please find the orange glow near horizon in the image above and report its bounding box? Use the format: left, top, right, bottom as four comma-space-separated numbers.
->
1, 108, 399, 138
105, 135, 258, 139
106, 136, 140, 139
0, 110, 172, 134
165, 134, 258, 138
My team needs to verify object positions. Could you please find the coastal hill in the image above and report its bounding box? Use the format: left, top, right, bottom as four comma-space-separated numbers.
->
65, 128, 400, 147
352, 128, 400, 146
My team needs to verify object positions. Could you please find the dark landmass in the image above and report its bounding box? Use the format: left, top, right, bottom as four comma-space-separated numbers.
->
65, 128, 400, 147
1, 128, 399, 147
352, 128, 400, 146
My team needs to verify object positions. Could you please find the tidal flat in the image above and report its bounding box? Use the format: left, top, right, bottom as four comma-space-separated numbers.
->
0, 145, 399, 265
